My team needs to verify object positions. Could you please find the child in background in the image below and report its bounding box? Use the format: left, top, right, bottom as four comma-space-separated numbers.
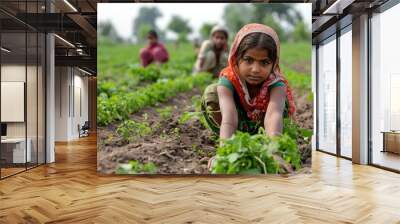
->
202, 23, 296, 143
140, 30, 169, 67
193, 25, 229, 77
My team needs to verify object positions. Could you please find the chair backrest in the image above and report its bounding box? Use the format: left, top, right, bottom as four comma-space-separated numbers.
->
82, 121, 90, 129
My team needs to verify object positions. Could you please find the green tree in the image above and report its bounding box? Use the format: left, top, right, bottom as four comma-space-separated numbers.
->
199, 22, 216, 40
167, 15, 192, 43
252, 3, 302, 28
133, 7, 162, 42
98, 21, 122, 42
290, 20, 311, 42
262, 15, 286, 42
137, 24, 152, 43
223, 4, 252, 37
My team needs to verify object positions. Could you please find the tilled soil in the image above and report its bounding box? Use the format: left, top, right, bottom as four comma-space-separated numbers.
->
292, 89, 313, 166
97, 87, 313, 174
97, 89, 216, 174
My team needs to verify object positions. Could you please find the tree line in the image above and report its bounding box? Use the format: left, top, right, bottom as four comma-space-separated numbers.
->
99, 3, 310, 44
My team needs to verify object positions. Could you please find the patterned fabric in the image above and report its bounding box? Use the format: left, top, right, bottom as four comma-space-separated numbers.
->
201, 81, 290, 135
219, 23, 296, 122
140, 42, 169, 67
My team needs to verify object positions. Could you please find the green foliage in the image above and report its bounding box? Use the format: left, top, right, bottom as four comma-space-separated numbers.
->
98, 73, 213, 126
97, 40, 213, 127
281, 65, 311, 91
116, 160, 157, 174
307, 92, 313, 103
283, 118, 312, 142
211, 119, 312, 175
223, 3, 305, 41
211, 129, 301, 175
156, 106, 173, 119
133, 7, 162, 41
137, 24, 153, 43
97, 81, 118, 97
178, 111, 201, 125
168, 15, 192, 34
263, 15, 286, 42
98, 21, 123, 42
223, 4, 252, 37
200, 22, 216, 40
178, 95, 209, 129
291, 21, 311, 42
116, 120, 151, 142
167, 15, 192, 43
251, 3, 302, 28
280, 42, 311, 66
98, 38, 311, 133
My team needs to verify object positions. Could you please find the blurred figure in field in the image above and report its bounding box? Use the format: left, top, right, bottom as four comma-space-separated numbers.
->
193, 38, 201, 56
193, 25, 229, 76
140, 30, 169, 67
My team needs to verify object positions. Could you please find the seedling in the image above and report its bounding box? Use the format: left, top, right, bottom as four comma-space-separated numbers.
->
171, 127, 180, 137
116, 120, 151, 142
156, 106, 173, 119
116, 160, 157, 174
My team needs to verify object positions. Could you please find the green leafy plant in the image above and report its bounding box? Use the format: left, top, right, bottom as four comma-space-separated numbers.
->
283, 118, 312, 141
116, 120, 151, 142
211, 128, 301, 175
116, 160, 157, 174
178, 111, 200, 124
178, 95, 210, 129
156, 106, 173, 119
97, 73, 213, 126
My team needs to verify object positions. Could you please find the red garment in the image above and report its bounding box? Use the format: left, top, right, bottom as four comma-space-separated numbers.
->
219, 23, 296, 122
140, 42, 169, 67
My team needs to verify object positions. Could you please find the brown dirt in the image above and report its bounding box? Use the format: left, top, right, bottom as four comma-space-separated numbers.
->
97, 87, 314, 174
292, 88, 313, 165
97, 89, 216, 174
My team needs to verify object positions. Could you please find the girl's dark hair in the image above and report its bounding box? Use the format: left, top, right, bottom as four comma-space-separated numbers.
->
235, 32, 277, 65
148, 30, 158, 39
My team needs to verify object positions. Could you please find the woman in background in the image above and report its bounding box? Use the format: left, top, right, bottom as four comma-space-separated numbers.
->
140, 30, 169, 67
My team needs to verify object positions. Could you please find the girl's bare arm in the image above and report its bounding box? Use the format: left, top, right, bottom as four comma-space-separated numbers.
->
264, 86, 286, 136
217, 85, 238, 140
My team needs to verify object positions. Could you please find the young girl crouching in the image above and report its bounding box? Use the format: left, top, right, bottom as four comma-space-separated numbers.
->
202, 23, 296, 147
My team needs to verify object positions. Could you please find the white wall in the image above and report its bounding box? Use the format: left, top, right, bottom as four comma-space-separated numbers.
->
1, 64, 46, 164
55, 66, 69, 141
1, 65, 26, 139
55, 67, 89, 141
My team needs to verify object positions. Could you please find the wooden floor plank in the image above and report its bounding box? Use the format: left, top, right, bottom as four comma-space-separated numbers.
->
0, 135, 399, 223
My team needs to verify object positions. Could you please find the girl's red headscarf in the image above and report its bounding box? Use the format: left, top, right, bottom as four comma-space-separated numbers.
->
219, 23, 295, 121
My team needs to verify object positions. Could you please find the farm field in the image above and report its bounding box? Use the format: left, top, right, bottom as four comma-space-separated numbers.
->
97, 40, 313, 175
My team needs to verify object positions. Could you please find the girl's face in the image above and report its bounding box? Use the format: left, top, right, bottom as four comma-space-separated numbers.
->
236, 47, 274, 85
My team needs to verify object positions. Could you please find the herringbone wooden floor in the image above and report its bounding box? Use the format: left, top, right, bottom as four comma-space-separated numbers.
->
0, 135, 399, 224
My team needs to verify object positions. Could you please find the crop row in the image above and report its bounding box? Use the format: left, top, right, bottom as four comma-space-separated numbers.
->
97, 73, 213, 126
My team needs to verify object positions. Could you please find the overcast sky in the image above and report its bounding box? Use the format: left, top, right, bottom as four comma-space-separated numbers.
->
98, 3, 311, 41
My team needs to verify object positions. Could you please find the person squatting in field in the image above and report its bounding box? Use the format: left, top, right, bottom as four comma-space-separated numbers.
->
201, 23, 296, 168
140, 30, 169, 67
193, 25, 230, 77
